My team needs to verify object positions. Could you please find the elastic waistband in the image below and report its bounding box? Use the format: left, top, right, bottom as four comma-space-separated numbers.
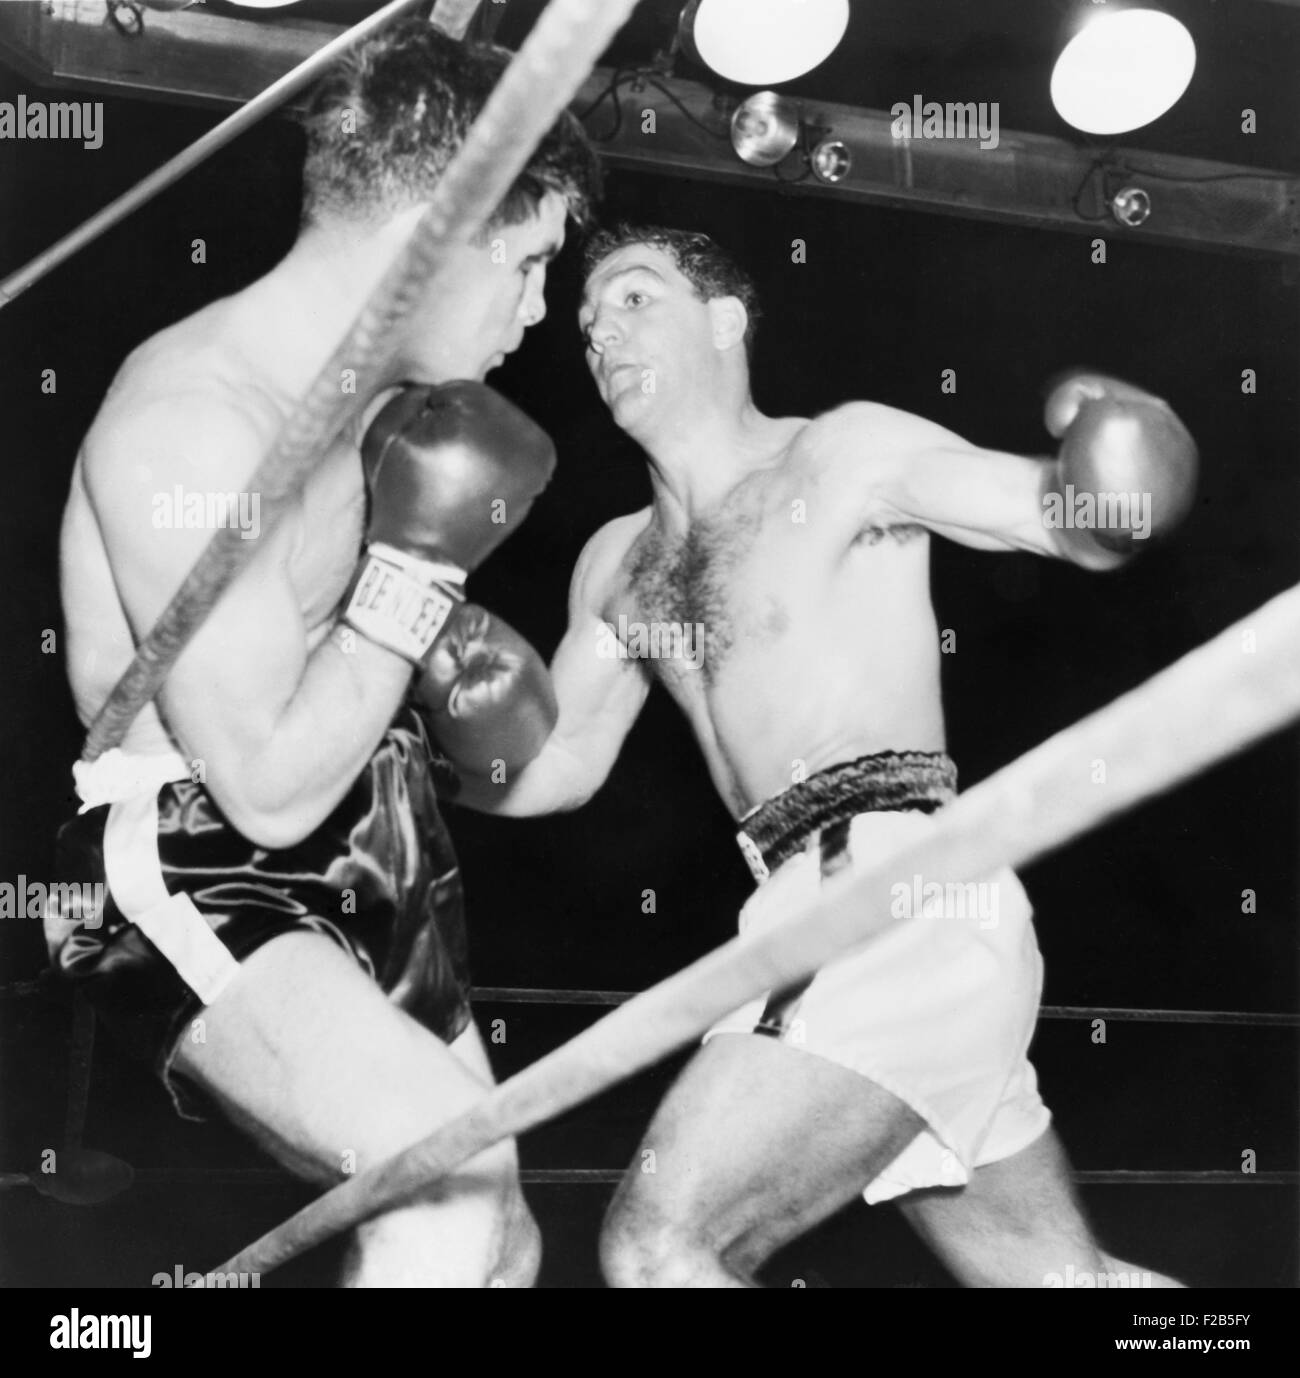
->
736, 751, 957, 883
73, 748, 190, 812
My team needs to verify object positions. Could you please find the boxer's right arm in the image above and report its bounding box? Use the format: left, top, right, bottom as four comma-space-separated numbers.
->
452, 521, 650, 816
88, 402, 413, 850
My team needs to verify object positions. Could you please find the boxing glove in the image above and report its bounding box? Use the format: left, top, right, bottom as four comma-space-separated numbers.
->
342, 381, 556, 663
415, 603, 558, 775
1040, 371, 1198, 568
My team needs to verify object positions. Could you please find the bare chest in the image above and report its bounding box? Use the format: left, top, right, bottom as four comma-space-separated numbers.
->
615, 500, 804, 683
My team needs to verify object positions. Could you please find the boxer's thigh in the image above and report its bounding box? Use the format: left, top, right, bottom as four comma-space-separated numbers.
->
171, 930, 511, 1191
605, 1030, 924, 1275
896, 1126, 1104, 1286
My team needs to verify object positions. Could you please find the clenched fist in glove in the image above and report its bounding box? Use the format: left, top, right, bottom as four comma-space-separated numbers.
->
417, 603, 558, 776
1040, 371, 1198, 570
341, 381, 559, 774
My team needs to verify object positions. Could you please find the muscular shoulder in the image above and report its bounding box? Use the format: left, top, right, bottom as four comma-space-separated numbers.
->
791, 402, 971, 541
570, 509, 651, 617
83, 310, 282, 523
797, 400, 971, 506
801, 400, 963, 463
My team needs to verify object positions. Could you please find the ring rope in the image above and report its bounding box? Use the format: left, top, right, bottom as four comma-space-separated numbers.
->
4, 978, 1293, 1029
207, 581, 1300, 1278
468, 987, 1300, 1027
0, 0, 430, 309
429, 0, 485, 36
81, 0, 643, 762
121, 1168, 1300, 1188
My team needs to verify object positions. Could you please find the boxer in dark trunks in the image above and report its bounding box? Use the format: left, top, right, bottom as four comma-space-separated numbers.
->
49, 23, 598, 1287
456, 224, 1197, 1286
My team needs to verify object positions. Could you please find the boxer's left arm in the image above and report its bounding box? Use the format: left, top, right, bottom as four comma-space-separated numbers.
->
836, 375, 1197, 567
450, 516, 651, 816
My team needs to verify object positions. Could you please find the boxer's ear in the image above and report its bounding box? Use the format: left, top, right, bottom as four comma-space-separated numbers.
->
707, 295, 748, 353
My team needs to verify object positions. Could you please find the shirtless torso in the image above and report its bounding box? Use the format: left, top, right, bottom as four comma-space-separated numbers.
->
61, 188, 566, 846
50, 181, 573, 1286
61, 292, 367, 764
591, 408, 946, 817
473, 230, 1193, 1289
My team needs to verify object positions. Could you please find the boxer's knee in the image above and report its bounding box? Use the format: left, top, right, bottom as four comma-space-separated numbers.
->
338, 1103, 531, 1287
346, 1212, 495, 1287
345, 1146, 531, 1288
600, 1190, 733, 1288
600, 1211, 700, 1288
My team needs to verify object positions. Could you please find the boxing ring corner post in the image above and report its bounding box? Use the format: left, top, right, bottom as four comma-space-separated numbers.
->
208, 580, 1300, 1280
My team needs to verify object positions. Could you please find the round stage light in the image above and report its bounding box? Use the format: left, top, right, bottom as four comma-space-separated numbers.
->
685, 0, 850, 86
1111, 186, 1153, 227
730, 91, 800, 167
1051, 8, 1196, 136
810, 138, 852, 183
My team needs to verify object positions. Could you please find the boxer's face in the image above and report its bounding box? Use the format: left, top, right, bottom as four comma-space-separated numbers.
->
579, 244, 720, 429
397, 190, 567, 383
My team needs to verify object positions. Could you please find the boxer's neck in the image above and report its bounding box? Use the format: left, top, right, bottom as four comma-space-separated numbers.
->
234, 213, 431, 402
643, 397, 793, 520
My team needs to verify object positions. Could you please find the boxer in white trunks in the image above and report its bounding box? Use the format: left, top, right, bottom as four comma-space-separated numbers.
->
456, 224, 1197, 1287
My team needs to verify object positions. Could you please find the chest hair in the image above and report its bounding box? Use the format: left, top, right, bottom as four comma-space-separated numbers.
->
625, 510, 762, 681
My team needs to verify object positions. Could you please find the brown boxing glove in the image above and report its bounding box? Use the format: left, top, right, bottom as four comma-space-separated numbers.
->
414, 602, 558, 778
1040, 370, 1198, 569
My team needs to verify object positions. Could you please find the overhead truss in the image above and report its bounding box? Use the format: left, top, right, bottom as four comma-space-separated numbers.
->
0, 0, 1295, 258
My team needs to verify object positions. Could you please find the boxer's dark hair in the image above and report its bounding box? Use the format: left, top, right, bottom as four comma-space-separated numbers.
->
582, 224, 762, 359
300, 19, 600, 231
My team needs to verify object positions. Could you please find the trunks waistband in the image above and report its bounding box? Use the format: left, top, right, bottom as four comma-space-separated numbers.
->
735, 750, 958, 884
72, 748, 191, 812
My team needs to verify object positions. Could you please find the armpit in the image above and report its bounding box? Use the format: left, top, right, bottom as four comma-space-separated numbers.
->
855, 521, 927, 547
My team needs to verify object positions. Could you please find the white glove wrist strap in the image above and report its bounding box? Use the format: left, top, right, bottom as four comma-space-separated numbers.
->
342, 543, 466, 664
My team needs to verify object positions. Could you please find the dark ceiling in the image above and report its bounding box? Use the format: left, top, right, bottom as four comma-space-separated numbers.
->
203, 0, 1300, 170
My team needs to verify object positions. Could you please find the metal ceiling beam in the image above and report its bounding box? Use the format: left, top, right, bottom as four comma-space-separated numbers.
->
593, 82, 1299, 260
0, 1, 340, 108
0, 1, 1295, 258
